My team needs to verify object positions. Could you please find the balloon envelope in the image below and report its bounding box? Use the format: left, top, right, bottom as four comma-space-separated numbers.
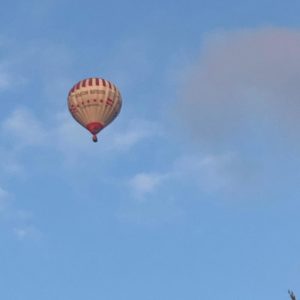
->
68, 77, 122, 142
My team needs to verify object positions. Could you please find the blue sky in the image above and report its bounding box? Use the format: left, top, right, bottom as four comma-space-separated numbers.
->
1, 1, 300, 299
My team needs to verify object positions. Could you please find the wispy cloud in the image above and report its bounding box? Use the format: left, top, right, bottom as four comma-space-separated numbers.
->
0, 71, 11, 91
127, 151, 250, 202
173, 152, 257, 195
1, 107, 47, 147
0, 40, 15, 91
105, 119, 161, 151
0, 185, 40, 240
103, 36, 157, 91
52, 112, 161, 163
0, 186, 10, 212
0, 151, 23, 175
116, 196, 185, 226
13, 225, 42, 241
129, 172, 170, 199
0, 36, 74, 109
120, 149, 262, 225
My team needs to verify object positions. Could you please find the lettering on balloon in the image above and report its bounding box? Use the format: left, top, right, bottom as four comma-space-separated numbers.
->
74, 91, 89, 98
89, 89, 105, 95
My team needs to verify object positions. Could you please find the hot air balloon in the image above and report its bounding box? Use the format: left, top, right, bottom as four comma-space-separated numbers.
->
68, 77, 122, 142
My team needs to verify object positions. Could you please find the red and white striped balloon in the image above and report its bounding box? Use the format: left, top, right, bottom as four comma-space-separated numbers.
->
68, 77, 122, 142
